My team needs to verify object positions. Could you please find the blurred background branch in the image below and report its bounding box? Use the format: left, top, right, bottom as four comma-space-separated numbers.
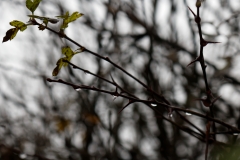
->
1, 0, 240, 159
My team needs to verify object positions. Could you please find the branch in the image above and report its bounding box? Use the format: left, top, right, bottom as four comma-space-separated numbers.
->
46, 78, 240, 132
31, 20, 170, 105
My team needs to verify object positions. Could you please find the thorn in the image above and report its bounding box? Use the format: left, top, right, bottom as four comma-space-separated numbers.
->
187, 7, 201, 23
196, 94, 220, 107
187, 56, 200, 67
201, 39, 221, 47
196, 97, 212, 107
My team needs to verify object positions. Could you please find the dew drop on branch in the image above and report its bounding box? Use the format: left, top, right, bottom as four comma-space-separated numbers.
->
75, 88, 81, 91
151, 103, 157, 107
185, 112, 192, 116
112, 95, 118, 101
19, 153, 27, 159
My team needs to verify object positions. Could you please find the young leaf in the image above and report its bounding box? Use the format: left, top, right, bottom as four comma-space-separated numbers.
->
52, 46, 81, 76
52, 57, 71, 76
56, 11, 69, 19
10, 20, 27, 31
61, 47, 75, 67
52, 65, 60, 76
62, 46, 74, 57
67, 12, 84, 23
52, 58, 64, 76
57, 11, 84, 29
2, 28, 19, 43
28, 15, 59, 24
61, 21, 69, 29
26, 0, 42, 14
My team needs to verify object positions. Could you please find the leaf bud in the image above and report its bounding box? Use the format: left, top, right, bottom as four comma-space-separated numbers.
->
196, 0, 202, 7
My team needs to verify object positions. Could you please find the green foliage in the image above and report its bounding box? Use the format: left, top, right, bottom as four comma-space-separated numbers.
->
209, 142, 240, 160
10, 20, 27, 31
3, 0, 85, 76
52, 46, 85, 76
56, 11, 84, 29
26, 0, 42, 14
28, 15, 59, 30
28, 15, 59, 24
2, 0, 84, 43
2, 28, 19, 42
2, 0, 43, 42
2, 21, 27, 42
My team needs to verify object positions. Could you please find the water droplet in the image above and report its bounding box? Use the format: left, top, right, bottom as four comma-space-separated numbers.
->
185, 112, 192, 116
75, 88, 81, 91
19, 153, 27, 159
151, 103, 157, 107
168, 113, 173, 118
233, 133, 239, 136
112, 95, 118, 101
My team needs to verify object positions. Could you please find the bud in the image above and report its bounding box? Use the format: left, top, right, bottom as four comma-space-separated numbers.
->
196, 0, 204, 7
202, 97, 211, 107
196, 96, 211, 107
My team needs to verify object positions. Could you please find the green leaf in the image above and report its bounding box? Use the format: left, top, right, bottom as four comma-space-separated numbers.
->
52, 65, 61, 76
2, 28, 19, 43
56, 11, 69, 19
61, 21, 69, 29
62, 57, 72, 67
67, 12, 84, 23
57, 11, 84, 29
26, 0, 42, 13
2, 20, 27, 42
62, 46, 74, 57
52, 58, 64, 76
28, 15, 59, 24
10, 20, 27, 31
52, 47, 73, 76
61, 47, 75, 67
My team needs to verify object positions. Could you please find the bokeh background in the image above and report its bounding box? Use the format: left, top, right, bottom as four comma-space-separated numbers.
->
1, 0, 240, 159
